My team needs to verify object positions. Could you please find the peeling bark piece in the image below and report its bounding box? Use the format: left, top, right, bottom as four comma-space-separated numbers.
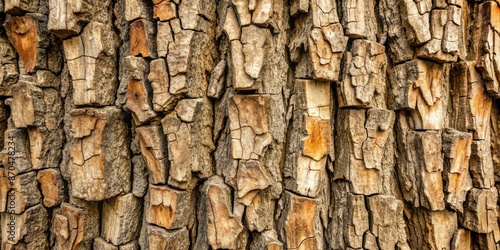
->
1, 204, 49, 250
298, 79, 331, 119
339, 39, 387, 108
63, 21, 118, 106
228, 95, 274, 201
167, 27, 214, 98
48, 0, 92, 38
311, 0, 340, 27
378, 0, 414, 63
405, 131, 445, 210
442, 6, 461, 54
223, 7, 241, 41
334, 109, 394, 195
341, 0, 366, 38
395, 116, 417, 207
467, 77, 492, 140
125, 0, 150, 21
334, 109, 376, 195
125, 79, 157, 124
228, 95, 271, 160
236, 160, 272, 202
396, 122, 446, 210
53, 203, 99, 250
474, 1, 500, 98
241, 25, 269, 79
362, 109, 395, 170
161, 98, 214, 189
148, 226, 190, 250
250, 230, 283, 250
416, 8, 459, 63
0, 172, 41, 214
344, 194, 369, 248
156, 21, 174, 58
245, 192, 275, 232
461, 187, 498, 234
148, 58, 177, 112
178, 0, 208, 31
130, 19, 156, 58
207, 59, 226, 99
400, 0, 431, 46
123, 55, 149, 86
136, 126, 168, 185
391, 60, 445, 130
123, 56, 156, 124
450, 62, 492, 140
175, 99, 203, 123
470, 140, 495, 189
9, 82, 45, 128
252, 0, 273, 25
37, 169, 66, 207
154, 0, 177, 21
101, 194, 142, 245
161, 114, 193, 187
285, 79, 332, 197
309, 25, 347, 81
230, 40, 258, 90
147, 185, 194, 229
279, 191, 323, 250
367, 195, 408, 250
69, 107, 130, 201
194, 176, 245, 249
442, 129, 472, 212
408, 209, 458, 249
284, 155, 327, 198
3, 15, 46, 73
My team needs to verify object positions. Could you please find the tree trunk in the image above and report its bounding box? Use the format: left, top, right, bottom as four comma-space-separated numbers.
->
0, 0, 499, 249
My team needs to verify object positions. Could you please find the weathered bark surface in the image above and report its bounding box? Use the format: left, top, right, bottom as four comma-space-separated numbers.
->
0, 0, 499, 249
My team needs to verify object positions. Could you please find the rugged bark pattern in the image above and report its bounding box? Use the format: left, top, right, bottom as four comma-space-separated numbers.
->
0, 0, 499, 249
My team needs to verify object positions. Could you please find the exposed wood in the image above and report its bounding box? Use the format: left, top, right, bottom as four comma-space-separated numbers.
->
284, 79, 332, 197
48, 0, 92, 38
161, 97, 214, 189
279, 191, 323, 250
3, 15, 43, 73
146, 185, 194, 229
101, 194, 142, 245
37, 169, 66, 207
53, 202, 99, 250
130, 19, 156, 58
338, 39, 387, 108
63, 21, 118, 106
69, 107, 130, 200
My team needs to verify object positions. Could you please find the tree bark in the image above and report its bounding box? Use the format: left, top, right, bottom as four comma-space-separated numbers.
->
0, 0, 499, 249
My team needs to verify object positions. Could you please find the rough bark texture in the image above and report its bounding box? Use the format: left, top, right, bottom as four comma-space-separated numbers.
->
0, 0, 499, 249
